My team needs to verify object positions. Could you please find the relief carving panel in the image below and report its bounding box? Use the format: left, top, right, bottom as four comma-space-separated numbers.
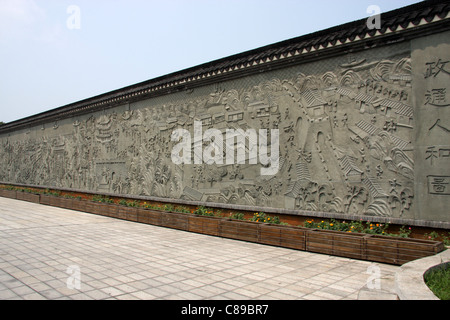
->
2, 44, 443, 222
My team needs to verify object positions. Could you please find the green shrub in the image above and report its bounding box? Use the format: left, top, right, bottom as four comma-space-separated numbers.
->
249, 212, 284, 225
92, 195, 114, 203
304, 219, 389, 235
126, 200, 139, 207
193, 206, 215, 216
174, 206, 190, 213
163, 204, 175, 212
231, 212, 245, 220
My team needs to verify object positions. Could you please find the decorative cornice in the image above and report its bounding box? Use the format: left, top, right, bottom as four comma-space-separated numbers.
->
1, 0, 449, 134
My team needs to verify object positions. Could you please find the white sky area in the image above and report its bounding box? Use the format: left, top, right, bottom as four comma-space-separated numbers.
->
0, 0, 422, 123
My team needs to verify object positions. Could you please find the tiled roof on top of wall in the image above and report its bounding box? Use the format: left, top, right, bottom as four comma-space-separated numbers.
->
1, 0, 449, 132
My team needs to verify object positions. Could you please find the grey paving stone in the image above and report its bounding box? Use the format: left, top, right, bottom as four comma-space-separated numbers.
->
0, 197, 401, 300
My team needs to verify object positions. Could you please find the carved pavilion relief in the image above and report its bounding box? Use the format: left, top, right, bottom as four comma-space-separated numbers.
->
0, 51, 420, 221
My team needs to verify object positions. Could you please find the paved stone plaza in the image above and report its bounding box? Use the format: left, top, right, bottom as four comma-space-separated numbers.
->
0, 197, 399, 300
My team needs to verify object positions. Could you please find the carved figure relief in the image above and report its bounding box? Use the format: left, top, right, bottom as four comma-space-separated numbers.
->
0, 55, 417, 220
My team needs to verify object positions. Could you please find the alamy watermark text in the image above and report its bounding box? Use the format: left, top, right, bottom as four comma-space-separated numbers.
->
171, 121, 280, 176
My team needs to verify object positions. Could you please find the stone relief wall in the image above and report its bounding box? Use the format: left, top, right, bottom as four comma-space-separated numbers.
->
0, 35, 447, 224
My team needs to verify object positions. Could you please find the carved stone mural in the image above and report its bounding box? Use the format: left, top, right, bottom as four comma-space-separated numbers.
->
0, 16, 449, 225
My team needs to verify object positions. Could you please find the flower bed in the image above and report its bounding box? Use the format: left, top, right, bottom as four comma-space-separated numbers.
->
161, 211, 189, 231
16, 191, 40, 204
0, 189, 16, 199
137, 208, 162, 226
97, 203, 115, 217
0, 184, 446, 265
259, 223, 284, 247
39, 194, 52, 206
59, 197, 74, 210
220, 219, 261, 243
126, 206, 138, 222
259, 224, 307, 251
279, 226, 308, 251
117, 205, 130, 220
306, 229, 368, 260
188, 215, 221, 237
71, 198, 87, 212
84, 201, 103, 215
49, 196, 65, 208
365, 235, 445, 265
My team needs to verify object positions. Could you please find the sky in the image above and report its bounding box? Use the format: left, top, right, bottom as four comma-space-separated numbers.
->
0, 0, 423, 123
